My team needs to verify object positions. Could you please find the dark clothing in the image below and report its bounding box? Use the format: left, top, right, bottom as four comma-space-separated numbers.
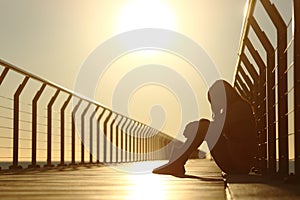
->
208, 99, 257, 174
153, 80, 258, 175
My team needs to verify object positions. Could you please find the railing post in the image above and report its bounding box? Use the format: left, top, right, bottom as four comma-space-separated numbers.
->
145, 127, 150, 160
237, 67, 255, 104
120, 118, 129, 162
260, 0, 289, 176
0, 67, 9, 171
241, 53, 260, 81
234, 81, 248, 99
153, 129, 156, 160
58, 94, 72, 167
244, 36, 268, 174
146, 127, 150, 160
236, 75, 251, 99
128, 121, 134, 162
103, 110, 112, 163
115, 116, 122, 163
109, 115, 116, 163
45, 89, 60, 168
125, 120, 132, 162
156, 132, 160, 160
141, 125, 147, 161
10, 76, 29, 170
81, 103, 91, 164
70, 99, 82, 166
136, 123, 142, 161
158, 136, 162, 160
131, 122, 135, 162
96, 109, 106, 163
248, 16, 276, 174
238, 66, 254, 91
132, 122, 138, 162
153, 132, 156, 160
89, 106, 99, 163
28, 83, 46, 168
58, 94, 72, 166
149, 128, 153, 160
137, 123, 141, 161
294, 0, 300, 178
0, 67, 9, 85
136, 122, 141, 161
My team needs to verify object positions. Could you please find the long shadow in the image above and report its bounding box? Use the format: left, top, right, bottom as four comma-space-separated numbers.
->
172, 174, 223, 182
0, 163, 104, 175
225, 173, 300, 197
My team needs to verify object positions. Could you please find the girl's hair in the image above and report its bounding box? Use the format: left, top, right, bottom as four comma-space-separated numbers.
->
208, 79, 254, 113
208, 80, 241, 105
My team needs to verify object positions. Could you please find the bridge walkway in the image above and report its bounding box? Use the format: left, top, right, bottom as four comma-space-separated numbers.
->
0, 159, 225, 200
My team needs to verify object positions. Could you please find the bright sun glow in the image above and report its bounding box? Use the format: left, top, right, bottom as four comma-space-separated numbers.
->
116, 0, 177, 33
126, 174, 167, 200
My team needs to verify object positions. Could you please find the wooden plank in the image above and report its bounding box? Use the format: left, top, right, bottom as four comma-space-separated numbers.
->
0, 159, 224, 200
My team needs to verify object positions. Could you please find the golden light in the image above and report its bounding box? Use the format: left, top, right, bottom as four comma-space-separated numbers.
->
126, 174, 167, 200
243, 0, 250, 19
116, 0, 177, 33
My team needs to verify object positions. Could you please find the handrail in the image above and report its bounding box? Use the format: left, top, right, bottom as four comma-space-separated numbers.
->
0, 58, 150, 129
0, 58, 180, 170
233, 0, 257, 82
233, 0, 299, 178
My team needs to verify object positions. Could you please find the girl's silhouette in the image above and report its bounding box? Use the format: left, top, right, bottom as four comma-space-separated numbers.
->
153, 80, 258, 176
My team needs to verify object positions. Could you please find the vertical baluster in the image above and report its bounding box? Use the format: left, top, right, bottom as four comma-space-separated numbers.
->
120, 118, 129, 162
110, 115, 116, 163
58, 94, 72, 167
247, 18, 276, 174
10, 76, 29, 170
103, 110, 112, 163
294, 0, 300, 178
81, 103, 91, 164
29, 83, 46, 168
89, 106, 99, 163
44, 89, 60, 168
115, 116, 122, 163
261, 0, 289, 176
96, 109, 106, 163
70, 99, 82, 166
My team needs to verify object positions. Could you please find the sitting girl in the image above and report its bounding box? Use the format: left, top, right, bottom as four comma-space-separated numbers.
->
153, 80, 258, 176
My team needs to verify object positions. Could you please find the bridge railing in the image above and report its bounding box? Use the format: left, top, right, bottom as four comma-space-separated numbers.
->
233, 0, 299, 177
0, 59, 176, 170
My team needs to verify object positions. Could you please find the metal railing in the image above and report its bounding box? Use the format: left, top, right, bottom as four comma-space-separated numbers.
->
233, 0, 299, 177
0, 59, 177, 170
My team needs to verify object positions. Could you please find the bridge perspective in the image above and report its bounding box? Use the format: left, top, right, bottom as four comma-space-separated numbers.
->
0, 0, 300, 199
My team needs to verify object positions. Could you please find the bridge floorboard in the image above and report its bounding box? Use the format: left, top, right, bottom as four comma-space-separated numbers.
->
0, 159, 224, 200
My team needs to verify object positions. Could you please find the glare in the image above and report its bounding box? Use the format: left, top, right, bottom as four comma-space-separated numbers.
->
116, 0, 177, 33
126, 174, 167, 200
243, 0, 250, 19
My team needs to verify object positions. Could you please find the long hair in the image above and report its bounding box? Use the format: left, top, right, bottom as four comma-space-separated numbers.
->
208, 80, 241, 107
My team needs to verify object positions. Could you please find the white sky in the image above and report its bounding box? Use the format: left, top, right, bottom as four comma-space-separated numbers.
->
0, 0, 246, 87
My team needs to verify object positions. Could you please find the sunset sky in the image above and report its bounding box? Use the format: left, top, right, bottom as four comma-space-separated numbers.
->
0, 0, 246, 86
0, 0, 250, 141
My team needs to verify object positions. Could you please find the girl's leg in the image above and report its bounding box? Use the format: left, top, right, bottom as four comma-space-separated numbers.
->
207, 135, 235, 174
152, 119, 209, 175
207, 134, 252, 174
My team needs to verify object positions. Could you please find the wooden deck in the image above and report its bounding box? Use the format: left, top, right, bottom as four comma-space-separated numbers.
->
0, 159, 224, 200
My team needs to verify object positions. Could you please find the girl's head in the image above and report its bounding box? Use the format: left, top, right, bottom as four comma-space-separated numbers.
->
208, 80, 241, 116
